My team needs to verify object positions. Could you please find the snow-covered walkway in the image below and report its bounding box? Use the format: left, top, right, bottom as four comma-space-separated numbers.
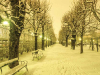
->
20, 44, 100, 75
2, 44, 100, 75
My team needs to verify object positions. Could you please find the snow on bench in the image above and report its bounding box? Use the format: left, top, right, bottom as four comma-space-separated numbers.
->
5, 61, 28, 75
32, 49, 44, 60
0, 58, 18, 73
0, 58, 28, 75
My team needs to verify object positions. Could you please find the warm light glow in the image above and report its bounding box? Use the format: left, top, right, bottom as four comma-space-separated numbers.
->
44, 37, 46, 39
47, 38, 49, 40
40, 35, 42, 38
3, 21, 9, 26
93, 40, 94, 42
79, 38, 81, 41
31, 32, 34, 36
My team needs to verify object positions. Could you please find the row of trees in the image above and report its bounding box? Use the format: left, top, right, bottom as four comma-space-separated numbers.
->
0, 0, 56, 68
59, 0, 100, 53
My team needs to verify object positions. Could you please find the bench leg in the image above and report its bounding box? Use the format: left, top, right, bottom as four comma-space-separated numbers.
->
33, 57, 34, 60
32, 54, 41, 60
35, 54, 39, 60
33, 55, 36, 60
35, 54, 38, 59
38, 56, 39, 60
25, 65, 28, 71
0, 68, 2, 74
40, 55, 43, 59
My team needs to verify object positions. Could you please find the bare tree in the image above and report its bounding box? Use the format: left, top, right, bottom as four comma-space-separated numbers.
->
8, 0, 26, 68
27, 0, 51, 51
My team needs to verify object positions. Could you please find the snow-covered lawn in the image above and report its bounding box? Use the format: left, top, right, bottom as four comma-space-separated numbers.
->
1, 44, 100, 75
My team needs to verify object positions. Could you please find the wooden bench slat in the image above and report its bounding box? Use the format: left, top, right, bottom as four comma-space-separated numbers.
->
32, 50, 39, 53
5, 64, 27, 75
0, 58, 28, 75
32, 50, 44, 60
0, 58, 18, 68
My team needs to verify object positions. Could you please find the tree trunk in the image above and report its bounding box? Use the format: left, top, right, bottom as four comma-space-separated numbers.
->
9, 31, 20, 68
80, 34, 83, 53
42, 26, 45, 50
9, 0, 25, 68
46, 39, 47, 48
71, 29, 76, 50
80, 21, 84, 54
9, 0, 19, 68
48, 40, 49, 47
80, 10, 85, 54
71, 40, 72, 49
66, 36, 68, 47
50, 40, 52, 46
35, 32, 38, 51
97, 38, 98, 52
71, 35, 76, 50
51, 40, 52, 45
91, 38, 94, 51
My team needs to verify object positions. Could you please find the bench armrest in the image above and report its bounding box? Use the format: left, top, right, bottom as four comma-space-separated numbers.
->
19, 60, 28, 64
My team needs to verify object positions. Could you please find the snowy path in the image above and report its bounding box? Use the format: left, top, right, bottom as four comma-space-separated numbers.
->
19, 44, 100, 75
2, 44, 100, 75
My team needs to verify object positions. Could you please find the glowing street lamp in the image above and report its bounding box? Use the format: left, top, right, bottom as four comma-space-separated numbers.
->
39, 35, 42, 38
3, 21, 9, 26
79, 38, 81, 41
47, 38, 49, 40
31, 32, 34, 36
69, 40, 71, 42
44, 37, 46, 40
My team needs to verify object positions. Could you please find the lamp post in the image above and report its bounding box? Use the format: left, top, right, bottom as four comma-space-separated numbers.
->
3, 21, 9, 26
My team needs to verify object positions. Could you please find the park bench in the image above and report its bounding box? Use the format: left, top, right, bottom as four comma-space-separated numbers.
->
0, 58, 28, 75
32, 50, 44, 60
0, 38, 9, 60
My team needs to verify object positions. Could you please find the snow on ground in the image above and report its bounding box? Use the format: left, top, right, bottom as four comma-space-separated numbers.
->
1, 44, 100, 75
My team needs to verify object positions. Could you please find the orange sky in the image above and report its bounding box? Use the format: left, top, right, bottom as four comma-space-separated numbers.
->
47, 0, 75, 38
